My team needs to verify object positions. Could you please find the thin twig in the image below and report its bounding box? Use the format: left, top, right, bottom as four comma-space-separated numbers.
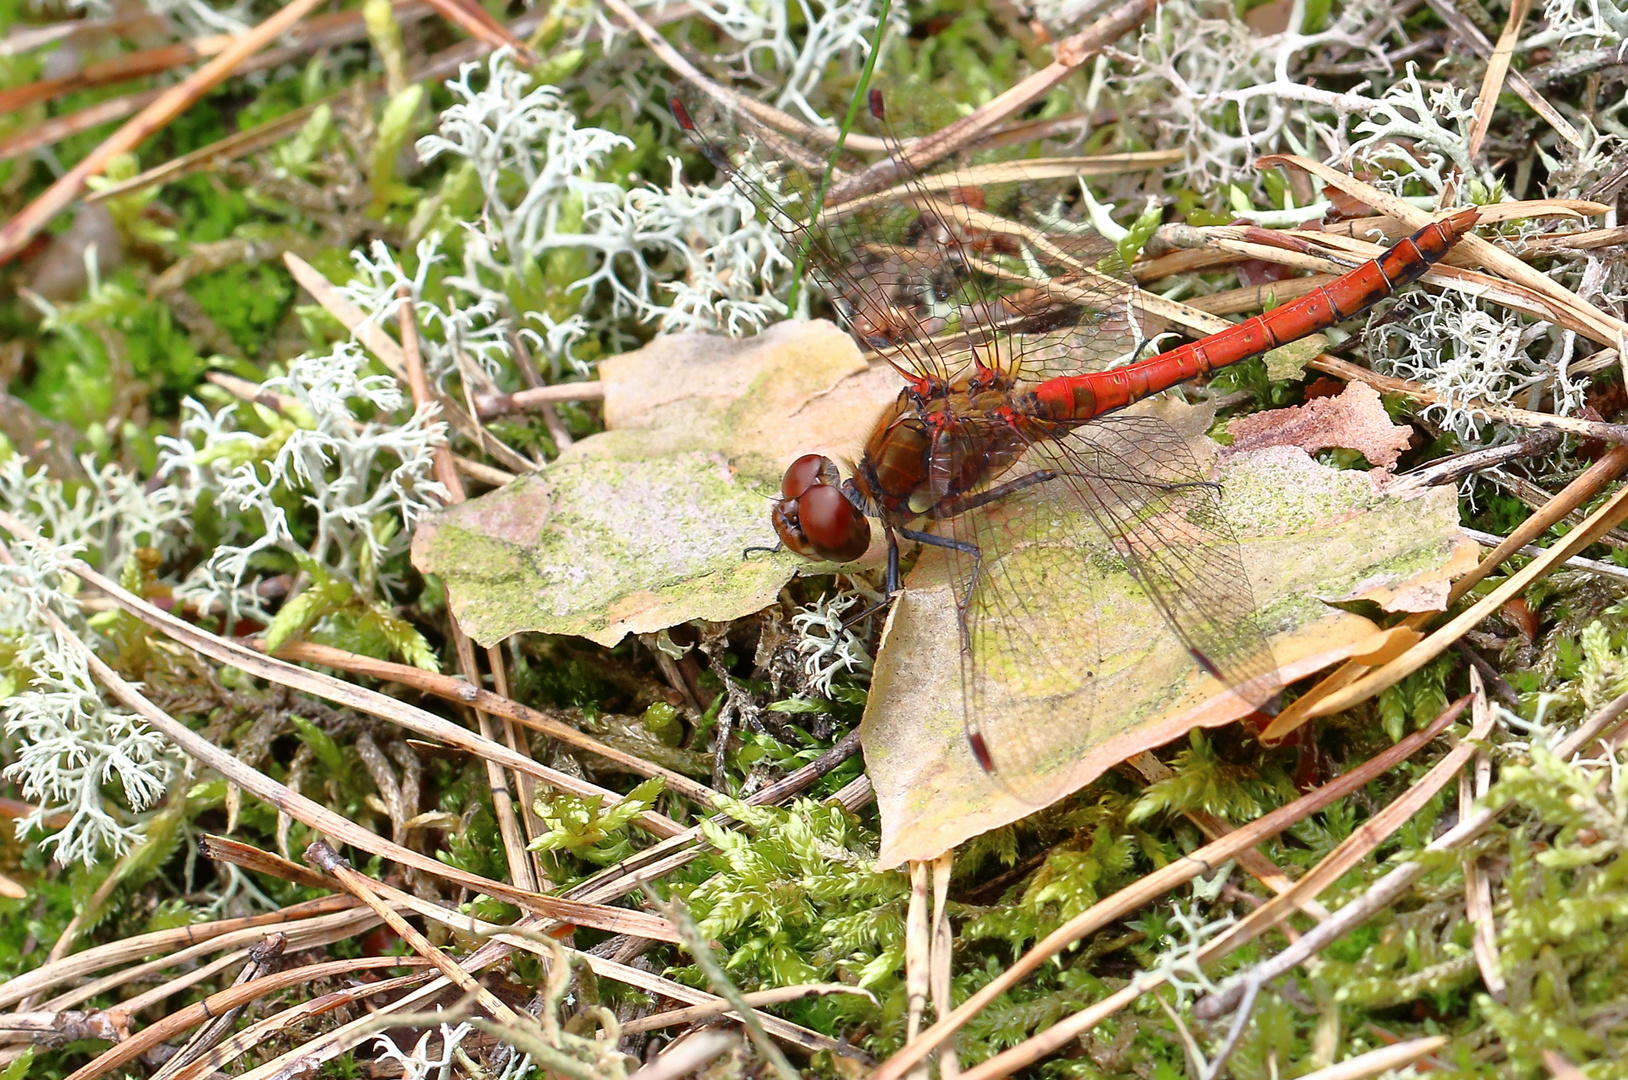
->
956, 692, 1489, 1080
0, 512, 687, 842
261, 638, 725, 805
303, 840, 524, 1023
1197, 685, 1628, 1020
147, 933, 289, 1080
1465, 0, 1533, 164
619, 985, 875, 1035
0, 0, 331, 265
1263, 443, 1628, 740
868, 699, 1468, 1080
1303, 477, 1628, 718
0, 547, 677, 939
398, 288, 539, 891
651, 892, 801, 1080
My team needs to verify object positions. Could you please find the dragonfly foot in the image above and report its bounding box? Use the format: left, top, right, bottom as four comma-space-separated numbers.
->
840, 594, 894, 631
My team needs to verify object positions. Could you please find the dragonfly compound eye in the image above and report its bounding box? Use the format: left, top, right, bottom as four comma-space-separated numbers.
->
794, 484, 871, 563
781, 454, 842, 500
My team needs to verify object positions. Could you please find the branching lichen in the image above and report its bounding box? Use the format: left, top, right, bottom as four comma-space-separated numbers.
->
0, 538, 176, 865
415, 51, 793, 365
156, 341, 447, 641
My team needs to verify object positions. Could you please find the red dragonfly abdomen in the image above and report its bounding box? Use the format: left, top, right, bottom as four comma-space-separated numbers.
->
1032, 208, 1479, 422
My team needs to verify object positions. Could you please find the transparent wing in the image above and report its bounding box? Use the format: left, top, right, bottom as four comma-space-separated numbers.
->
670, 83, 1151, 390
1051, 413, 1276, 696
940, 412, 1276, 802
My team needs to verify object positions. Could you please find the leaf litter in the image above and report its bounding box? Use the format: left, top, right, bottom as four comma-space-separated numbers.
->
8, 0, 1628, 1076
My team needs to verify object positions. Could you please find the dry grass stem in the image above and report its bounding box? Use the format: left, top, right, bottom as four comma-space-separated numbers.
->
870, 699, 1468, 1080
904, 859, 931, 1061
931, 852, 959, 1080
302, 839, 524, 1023
0, 513, 687, 841
0, 540, 679, 937
60, 955, 434, 1080
1259, 154, 1628, 345
957, 693, 1488, 1080
619, 985, 876, 1035
265, 639, 725, 804
1267, 444, 1628, 740
1466, 0, 1533, 162
1418, 0, 1582, 147
1305, 479, 1628, 717
0, 0, 330, 265
398, 289, 540, 891
284, 253, 535, 474
1293, 1037, 1452, 1080
1196, 685, 1628, 1021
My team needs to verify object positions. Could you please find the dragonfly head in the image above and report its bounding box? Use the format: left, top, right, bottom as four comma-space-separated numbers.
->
771, 454, 871, 563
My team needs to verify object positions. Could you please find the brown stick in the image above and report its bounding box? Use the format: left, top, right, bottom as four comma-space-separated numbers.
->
961, 695, 1490, 1080
397, 289, 540, 891
0, 90, 164, 163
262, 638, 723, 805
473, 381, 607, 419
415, 0, 535, 63
868, 698, 1468, 1080
0, 525, 678, 941
304, 840, 523, 1022
1465, 0, 1533, 163
826, 0, 1158, 203
60, 958, 434, 1080
1304, 473, 1628, 717
1262, 443, 1628, 742
0, 0, 330, 266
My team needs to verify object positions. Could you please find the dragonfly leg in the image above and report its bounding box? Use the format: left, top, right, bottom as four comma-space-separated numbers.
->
899, 526, 984, 618
743, 540, 786, 558
886, 528, 901, 594
928, 469, 1060, 519
837, 529, 904, 631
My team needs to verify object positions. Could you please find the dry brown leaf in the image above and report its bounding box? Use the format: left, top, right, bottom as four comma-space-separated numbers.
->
412, 321, 894, 647
865, 425, 1465, 868
1227, 379, 1413, 466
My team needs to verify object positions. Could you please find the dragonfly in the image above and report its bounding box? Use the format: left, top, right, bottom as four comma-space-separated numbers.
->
671, 85, 1478, 797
